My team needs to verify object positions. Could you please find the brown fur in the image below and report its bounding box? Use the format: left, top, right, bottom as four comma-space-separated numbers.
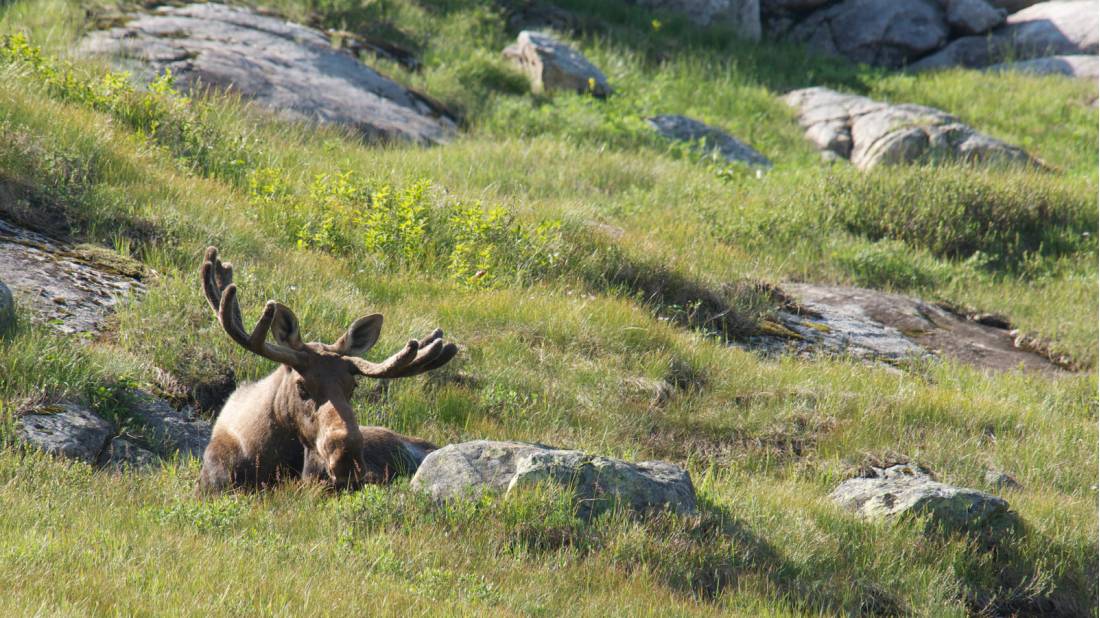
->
195, 247, 456, 493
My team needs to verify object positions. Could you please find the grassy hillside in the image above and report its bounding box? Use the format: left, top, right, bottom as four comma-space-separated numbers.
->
0, 0, 1096, 615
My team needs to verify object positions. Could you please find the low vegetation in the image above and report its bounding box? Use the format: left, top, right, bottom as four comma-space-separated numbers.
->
0, 0, 1096, 615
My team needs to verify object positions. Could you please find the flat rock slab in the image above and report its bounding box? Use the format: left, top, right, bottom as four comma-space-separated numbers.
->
783, 87, 1038, 170
831, 464, 1010, 530
503, 31, 611, 97
987, 54, 1100, 79
911, 0, 1098, 71
411, 440, 697, 517
126, 388, 211, 459
79, 3, 455, 145
647, 114, 772, 168
0, 220, 144, 335
749, 283, 1066, 373
16, 403, 114, 464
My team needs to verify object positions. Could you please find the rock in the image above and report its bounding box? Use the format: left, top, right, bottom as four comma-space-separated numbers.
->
986, 0, 1043, 11
632, 0, 762, 40
831, 464, 1010, 530
126, 389, 211, 459
762, 0, 831, 11
782, 87, 1039, 170
0, 220, 145, 335
0, 279, 13, 332
97, 437, 159, 471
911, 0, 1098, 70
16, 402, 114, 464
987, 54, 1100, 78
647, 115, 772, 169
502, 31, 612, 97
411, 440, 697, 517
984, 468, 1023, 490
944, 0, 1006, 35
745, 283, 1068, 373
787, 0, 949, 68
78, 3, 455, 145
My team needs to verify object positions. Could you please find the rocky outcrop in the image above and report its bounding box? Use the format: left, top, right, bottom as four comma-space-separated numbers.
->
944, 0, 1006, 35
97, 437, 159, 471
783, 87, 1039, 170
0, 279, 13, 332
633, 0, 762, 39
987, 54, 1100, 79
647, 115, 772, 168
411, 440, 697, 517
79, 3, 456, 145
911, 1, 1099, 71
0, 219, 145, 335
831, 464, 1010, 530
16, 403, 115, 464
747, 283, 1068, 372
503, 31, 612, 97
126, 389, 211, 459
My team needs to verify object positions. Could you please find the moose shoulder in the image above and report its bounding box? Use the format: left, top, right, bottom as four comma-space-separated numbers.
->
196, 247, 456, 493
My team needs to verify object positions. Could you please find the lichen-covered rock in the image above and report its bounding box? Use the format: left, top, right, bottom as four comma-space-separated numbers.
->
944, 0, 1006, 35
97, 437, 159, 471
411, 440, 697, 517
126, 389, 211, 459
632, 0, 761, 40
16, 403, 114, 464
79, 3, 456, 145
787, 0, 949, 68
0, 279, 13, 332
783, 87, 1039, 170
647, 115, 772, 168
831, 464, 1010, 530
503, 31, 612, 97
0, 220, 144, 335
911, 0, 1098, 70
987, 54, 1100, 78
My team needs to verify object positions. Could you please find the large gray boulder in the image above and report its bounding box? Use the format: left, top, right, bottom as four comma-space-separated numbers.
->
944, 0, 1007, 35
632, 0, 761, 40
97, 437, 160, 471
16, 403, 114, 464
503, 31, 612, 97
911, 0, 1099, 71
126, 389, 211, 459
787, 0, 950, 68
411, 440, 698, 517
0, 220, 144, 336
647, 115, 772, 169
0, 279, 13, 332
831, 464, 1010, 530
79, 3, 455, 145
783, 87, 1039, 170
987, 53, 1100, 78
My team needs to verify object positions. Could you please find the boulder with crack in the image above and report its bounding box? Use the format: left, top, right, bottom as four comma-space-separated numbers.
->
746, 283, 1068, 373
831, 464, 1010, 531
78, 3, 456, 145
16, 403, 115, 464
782, 87, 1039, 170
0, 219, 145, 335
411, 440, 697, 517
503, 31, 612, 97
647, 114, 772, 169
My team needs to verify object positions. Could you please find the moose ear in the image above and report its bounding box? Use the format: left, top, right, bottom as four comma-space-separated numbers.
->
332, 314, 383, 357
270, 303, 303, 349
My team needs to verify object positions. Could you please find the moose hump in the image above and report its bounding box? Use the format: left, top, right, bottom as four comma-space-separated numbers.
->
78, 3, 456, 145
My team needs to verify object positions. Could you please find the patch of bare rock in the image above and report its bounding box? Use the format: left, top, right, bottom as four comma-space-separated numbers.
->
15, 389, 212, 471
78, 3, 456, 145
782, 87, 1040, 170
0, 219, 144, 336
746, 283, 1069, 373
646, 114, 773, 169
503, 31, 612, 97
410, 440, 698, 517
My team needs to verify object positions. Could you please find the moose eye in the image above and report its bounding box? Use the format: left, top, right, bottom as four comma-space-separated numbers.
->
295, 381, 310, 399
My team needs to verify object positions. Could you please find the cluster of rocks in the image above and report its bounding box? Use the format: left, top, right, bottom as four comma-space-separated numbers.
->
79, 3, 456, 145
0, 219, 145, 335
15, 389, 211, 471
783, 87, 1040, 170
746, 283, 1069, 373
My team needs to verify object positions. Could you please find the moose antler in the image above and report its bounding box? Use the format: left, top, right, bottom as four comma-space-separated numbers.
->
201, 246, 307, 367
345, 327, 458, 378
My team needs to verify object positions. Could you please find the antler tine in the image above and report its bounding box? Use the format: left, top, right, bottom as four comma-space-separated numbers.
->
348, 339, 421, 378
391, 342, 458, 378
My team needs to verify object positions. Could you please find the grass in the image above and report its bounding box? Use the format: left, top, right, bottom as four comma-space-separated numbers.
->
0, 0, 1097, 615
